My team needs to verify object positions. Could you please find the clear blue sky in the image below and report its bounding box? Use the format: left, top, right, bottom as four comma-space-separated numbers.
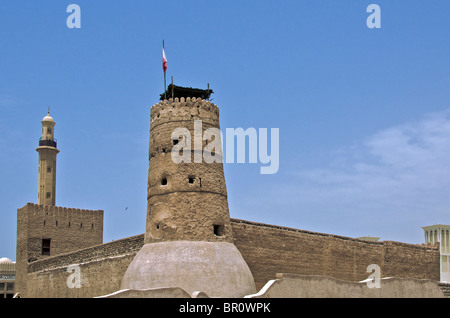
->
1, 1, 450, 261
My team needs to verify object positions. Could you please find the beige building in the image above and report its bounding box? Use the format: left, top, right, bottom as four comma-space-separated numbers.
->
0, 257, 15, 298
423, 224, 450, 283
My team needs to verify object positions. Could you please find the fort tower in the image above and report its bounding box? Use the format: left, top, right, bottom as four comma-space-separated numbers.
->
14, 113, 104, 297
36, 111, 59, 206
121, 85, 256, 297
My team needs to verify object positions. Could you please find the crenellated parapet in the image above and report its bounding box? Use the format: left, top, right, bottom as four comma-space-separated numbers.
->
150, 97, 220, 129
19, 202, 103, 228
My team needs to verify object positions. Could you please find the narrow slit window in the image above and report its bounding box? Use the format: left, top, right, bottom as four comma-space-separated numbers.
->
42, 238, 51, 256
161, 177, 167, 186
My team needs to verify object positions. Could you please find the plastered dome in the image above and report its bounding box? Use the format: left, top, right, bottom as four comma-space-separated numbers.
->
42, 113, 55, 123
121, 241, 256, 298
0, 257, 13, 264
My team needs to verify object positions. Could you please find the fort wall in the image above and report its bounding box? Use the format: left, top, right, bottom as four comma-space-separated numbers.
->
16, 203, 104, 296
21, 219, 440, 297
231, 219, 440, 290
25, 235, 143, 298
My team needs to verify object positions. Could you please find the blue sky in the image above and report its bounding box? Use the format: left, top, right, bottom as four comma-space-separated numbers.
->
1, 1, 450, 261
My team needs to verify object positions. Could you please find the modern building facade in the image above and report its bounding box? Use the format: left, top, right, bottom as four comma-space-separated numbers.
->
0, 257, 15, 298
423, 224, 450, 282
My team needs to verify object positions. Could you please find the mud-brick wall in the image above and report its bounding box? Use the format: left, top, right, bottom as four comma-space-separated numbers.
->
23, 219, 440, 297
230, 219, 440, 290
382, 240, 439, 280
24, 234, 144, 298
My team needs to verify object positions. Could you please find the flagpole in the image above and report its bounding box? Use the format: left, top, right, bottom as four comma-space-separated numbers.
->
163, 40, 166, 100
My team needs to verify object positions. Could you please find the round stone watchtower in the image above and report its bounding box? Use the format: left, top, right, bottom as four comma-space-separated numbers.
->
121, 86, 256, 297
145, 96, 232, 243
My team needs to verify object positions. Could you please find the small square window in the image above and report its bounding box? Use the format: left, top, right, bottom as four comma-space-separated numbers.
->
213, 224, 224, 236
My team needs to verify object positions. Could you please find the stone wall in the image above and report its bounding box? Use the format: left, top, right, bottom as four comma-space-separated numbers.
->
16, 203, 104, 295
25, 234, 144, 298
231, 219, 440, 290
21, 219, 440, 297
17, 203, 104, 262
245, 273, 444, 298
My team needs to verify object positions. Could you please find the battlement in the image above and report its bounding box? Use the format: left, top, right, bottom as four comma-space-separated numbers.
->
150, 97, 220, 129
418, 242, 440, 250
19, 202, 103, 222
17, 203, 104, 265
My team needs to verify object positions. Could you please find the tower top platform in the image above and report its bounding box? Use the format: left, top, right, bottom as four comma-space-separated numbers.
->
160, 84, 213, 101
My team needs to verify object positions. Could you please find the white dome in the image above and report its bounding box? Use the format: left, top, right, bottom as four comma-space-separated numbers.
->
42, 113, 55, 123
0, 257, 13, 264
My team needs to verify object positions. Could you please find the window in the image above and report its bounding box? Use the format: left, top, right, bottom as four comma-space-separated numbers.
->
47, 166, 51, 173
213, 224, 224, 236
42, 238, 51, 256
6, 283, 14, 291
188, 176, 195, 184
47, 128, 52, 135
161, 178, 167, 186
46, 192, 51, 199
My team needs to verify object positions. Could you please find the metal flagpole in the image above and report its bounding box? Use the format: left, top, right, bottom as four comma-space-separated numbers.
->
163, 40, 166, 100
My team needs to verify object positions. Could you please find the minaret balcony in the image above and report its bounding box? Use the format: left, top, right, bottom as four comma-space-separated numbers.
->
39, 138, 57, 148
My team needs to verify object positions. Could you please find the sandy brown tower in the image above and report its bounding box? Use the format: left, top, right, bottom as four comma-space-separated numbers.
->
36, 111, 59, 206
121, 85, 256, 297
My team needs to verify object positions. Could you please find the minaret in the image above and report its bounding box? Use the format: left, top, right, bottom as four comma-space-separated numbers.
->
36, 111, 59, 206
121, 86, 256, 298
